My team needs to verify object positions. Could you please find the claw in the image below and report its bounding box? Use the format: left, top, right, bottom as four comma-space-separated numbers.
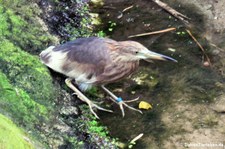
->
119, 103, 125, 117
124, 97, 139, 103
110, 97, 142, 116
102, 85, 142, 117
118, 100, 142, 117
88, 102, 113, 119
122, 102, 142, 114
93, 104, 113, 113
66, 78, 113, 119
89, 104, 100, 119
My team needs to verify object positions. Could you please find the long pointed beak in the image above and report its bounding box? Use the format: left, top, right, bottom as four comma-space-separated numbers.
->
144, 50, 177, 62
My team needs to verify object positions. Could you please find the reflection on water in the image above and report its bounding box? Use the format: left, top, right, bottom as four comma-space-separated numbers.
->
92, 0, 224, 148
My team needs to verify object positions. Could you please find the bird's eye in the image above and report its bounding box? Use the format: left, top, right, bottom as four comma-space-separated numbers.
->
135, 51, 139, 54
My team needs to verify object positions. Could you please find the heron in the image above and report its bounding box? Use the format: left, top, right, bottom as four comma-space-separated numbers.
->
40, 37, 177, 119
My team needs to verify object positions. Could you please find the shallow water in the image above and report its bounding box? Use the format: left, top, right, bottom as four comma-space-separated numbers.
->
91, 0, 225, 148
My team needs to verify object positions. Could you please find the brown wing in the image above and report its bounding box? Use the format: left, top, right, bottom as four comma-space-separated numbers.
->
53, 37, 114, 64
40, 37, 117, 84
94, 61, 139, 85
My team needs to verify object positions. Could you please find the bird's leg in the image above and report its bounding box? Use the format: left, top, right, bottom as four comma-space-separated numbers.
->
65, 78, 113, 119
101, 85, 142, 117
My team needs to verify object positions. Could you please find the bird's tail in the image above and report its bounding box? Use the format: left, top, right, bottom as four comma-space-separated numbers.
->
39, 46, 55, 64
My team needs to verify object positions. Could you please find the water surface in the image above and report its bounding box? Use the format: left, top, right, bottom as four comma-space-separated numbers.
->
91, 0, 225, 148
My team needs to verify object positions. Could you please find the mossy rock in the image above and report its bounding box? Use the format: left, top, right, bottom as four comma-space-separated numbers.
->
0, 39, 55, 104
0, 0, 60, 147
0, 114, 35, 149
0, 3, 57, 54
0, 70, 49, 128
0, 0, 58, 108
0, 0, 116, 148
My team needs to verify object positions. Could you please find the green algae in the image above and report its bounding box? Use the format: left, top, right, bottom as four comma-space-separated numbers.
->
0, 1, 57, 147
0, 71, 48, 127
0, 1, 57, 104
0, 2, 57, 54
0, 39, 55, 106
74, 105, 117, 148
0, 114, 34, 149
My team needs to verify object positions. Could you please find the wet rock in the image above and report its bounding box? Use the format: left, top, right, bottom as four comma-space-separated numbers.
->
60, 106, 79, 117
39, 0, 93, 41
53, 124, 71, 133
211, 49, 220, 55
132, 68, 159, 88
211, 95, 225, 113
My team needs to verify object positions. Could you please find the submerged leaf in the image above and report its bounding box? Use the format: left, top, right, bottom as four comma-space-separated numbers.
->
138, 101, 152, 110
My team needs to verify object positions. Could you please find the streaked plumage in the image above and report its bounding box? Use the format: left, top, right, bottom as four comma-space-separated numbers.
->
40, 37, 143, 90
40, 37, 177, 118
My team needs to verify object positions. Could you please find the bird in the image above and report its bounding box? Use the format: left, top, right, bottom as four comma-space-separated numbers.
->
40, 37, 177, 119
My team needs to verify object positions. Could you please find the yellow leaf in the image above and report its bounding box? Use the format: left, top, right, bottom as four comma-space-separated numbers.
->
139, 101, 152, 110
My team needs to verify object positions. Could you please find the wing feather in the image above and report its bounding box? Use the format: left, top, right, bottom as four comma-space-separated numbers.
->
40, 37, 117, 84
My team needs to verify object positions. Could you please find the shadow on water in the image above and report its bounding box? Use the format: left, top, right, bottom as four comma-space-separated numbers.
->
91, 0, 224, 148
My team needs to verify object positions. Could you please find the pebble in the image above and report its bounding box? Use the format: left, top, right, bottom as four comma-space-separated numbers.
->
211, 95, 225, 113
60, 106, 79, 116
203, 61, 210, 67
212, 49, 220, 55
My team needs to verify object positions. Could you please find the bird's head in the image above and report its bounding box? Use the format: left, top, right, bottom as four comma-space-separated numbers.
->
117, 41, 177, 62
